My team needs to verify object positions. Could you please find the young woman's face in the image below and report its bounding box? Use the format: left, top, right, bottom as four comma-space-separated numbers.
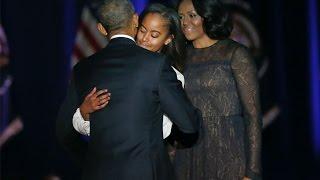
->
136, 13, 172, 52
178, 0, 205, 41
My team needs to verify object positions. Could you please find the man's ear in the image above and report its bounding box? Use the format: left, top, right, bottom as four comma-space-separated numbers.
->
97, 23, 108, 36
133, 13, 139, 28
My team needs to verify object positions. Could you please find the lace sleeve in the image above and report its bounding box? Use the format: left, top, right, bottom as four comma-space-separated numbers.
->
231, 46, 262, 179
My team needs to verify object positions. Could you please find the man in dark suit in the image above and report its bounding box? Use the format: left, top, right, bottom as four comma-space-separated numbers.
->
56, 0, 202, 179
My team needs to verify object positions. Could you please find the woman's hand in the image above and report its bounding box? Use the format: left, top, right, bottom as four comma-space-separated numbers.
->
79, 87, 111, 121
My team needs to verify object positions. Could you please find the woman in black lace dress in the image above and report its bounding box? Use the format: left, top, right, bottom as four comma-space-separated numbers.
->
173, 0, 262, 179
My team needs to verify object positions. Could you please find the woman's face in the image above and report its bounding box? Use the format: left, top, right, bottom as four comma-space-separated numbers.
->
136, 13, 172, 52
178, 0, 205, 41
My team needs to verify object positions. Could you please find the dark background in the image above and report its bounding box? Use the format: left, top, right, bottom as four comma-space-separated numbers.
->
1, 0, 319, 179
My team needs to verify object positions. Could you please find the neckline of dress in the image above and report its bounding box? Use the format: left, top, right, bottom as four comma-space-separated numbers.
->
192, 39, 225, 50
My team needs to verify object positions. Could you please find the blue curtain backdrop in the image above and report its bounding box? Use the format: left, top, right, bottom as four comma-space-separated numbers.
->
0, 0, 319, 179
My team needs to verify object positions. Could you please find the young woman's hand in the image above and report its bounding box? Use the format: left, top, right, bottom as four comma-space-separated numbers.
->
79, 87, 111, 121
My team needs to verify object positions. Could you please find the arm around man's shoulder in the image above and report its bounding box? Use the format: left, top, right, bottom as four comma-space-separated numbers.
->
157, 56, 202, 134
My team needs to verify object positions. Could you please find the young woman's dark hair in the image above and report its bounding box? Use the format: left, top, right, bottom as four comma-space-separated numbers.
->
140, 3, 186, 72
189, 0, 233, 39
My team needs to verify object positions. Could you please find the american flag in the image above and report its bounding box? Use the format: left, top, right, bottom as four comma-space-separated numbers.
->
71, 0, 147, 66
71, 6, 108, 66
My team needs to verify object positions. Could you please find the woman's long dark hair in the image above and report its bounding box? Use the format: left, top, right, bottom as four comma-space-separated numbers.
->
178, 0, 233, 39
140, 3, 186, 72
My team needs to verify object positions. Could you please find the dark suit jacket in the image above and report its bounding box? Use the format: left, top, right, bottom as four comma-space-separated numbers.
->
56, 37, 202, 180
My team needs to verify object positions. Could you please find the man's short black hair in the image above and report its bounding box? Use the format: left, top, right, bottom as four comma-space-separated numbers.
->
97, 0, 135, 32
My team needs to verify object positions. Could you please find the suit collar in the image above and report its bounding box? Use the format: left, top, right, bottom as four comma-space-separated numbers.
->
108, 36, 136, 46
110, 34, 135, 42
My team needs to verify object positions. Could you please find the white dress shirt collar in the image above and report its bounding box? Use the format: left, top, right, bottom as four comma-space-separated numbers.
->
110, 34, 135, 42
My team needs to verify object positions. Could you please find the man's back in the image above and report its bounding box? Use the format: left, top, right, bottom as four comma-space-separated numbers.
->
58, 37, 202, 180
74, 38, 174, 179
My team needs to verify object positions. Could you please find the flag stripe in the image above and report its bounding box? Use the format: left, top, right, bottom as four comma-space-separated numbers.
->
74, 30, 96, 58
73, 44, 86, 60
79, 21, 101, 51
71, 7, 108, 65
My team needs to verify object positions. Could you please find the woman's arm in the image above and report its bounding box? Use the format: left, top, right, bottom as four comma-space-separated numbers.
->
72, 87, 110, 136
231, 46, 262, 180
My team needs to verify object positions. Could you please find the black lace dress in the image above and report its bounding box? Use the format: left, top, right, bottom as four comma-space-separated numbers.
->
173, 39, 262, 180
